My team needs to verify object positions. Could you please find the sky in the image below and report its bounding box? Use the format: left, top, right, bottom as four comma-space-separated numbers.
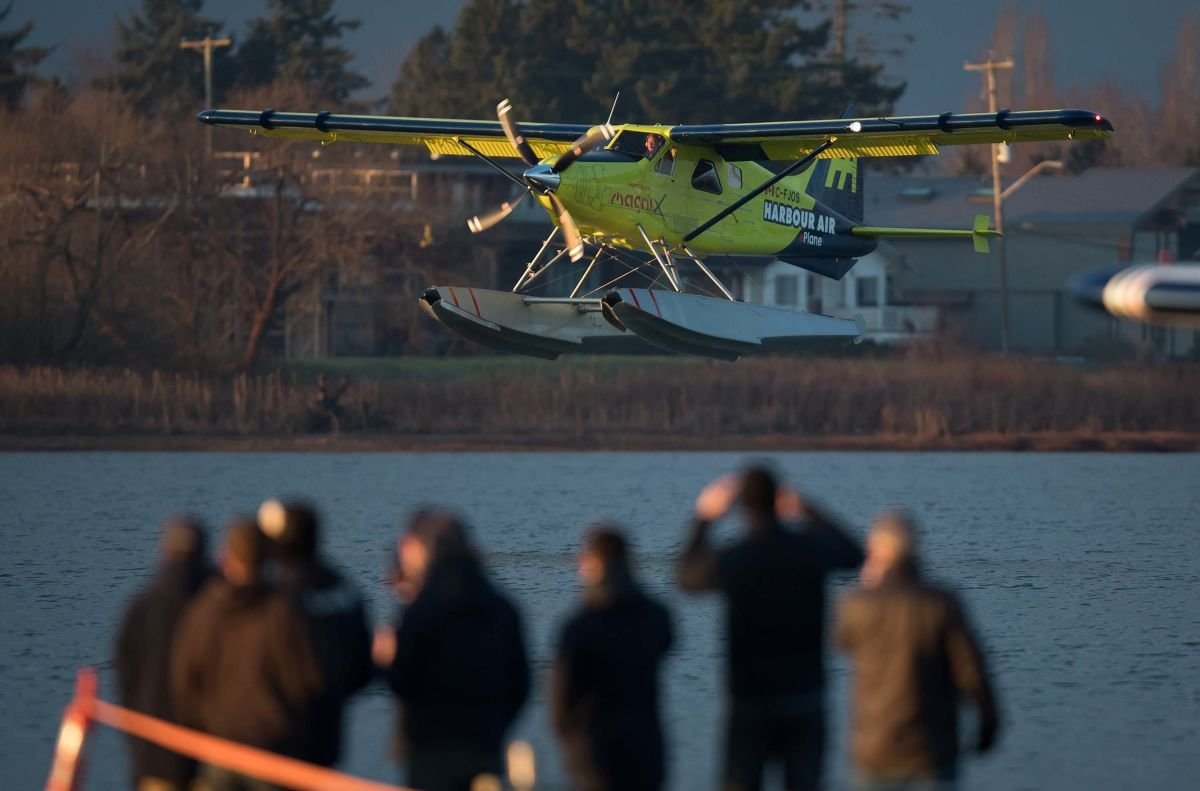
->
15, 0, 1196, 116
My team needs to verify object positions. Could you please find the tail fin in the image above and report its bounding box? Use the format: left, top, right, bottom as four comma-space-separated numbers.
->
806, 158, 863, 224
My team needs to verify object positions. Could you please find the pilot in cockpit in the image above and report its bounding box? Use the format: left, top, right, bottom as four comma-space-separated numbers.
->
644, 133, 663, 158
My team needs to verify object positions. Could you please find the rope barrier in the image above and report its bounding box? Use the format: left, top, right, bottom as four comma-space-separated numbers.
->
46, 668, 414, 791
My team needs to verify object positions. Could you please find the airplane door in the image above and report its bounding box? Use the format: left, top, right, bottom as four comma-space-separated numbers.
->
656, 146, 699, 241
673, 152, 733, 250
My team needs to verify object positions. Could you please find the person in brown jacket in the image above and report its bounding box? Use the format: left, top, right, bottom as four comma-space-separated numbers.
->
170, 518, 322, 791
835, 510, 1000, 790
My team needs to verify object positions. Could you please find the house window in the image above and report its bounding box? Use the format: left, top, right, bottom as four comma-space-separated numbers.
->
807, 274, 823, 313
856, 276, 880, 307
774, 274, 799, 306
691, 159, 722, 194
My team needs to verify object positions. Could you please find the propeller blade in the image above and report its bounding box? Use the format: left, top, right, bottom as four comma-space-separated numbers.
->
497, 98, 538, 168
467, 191, 529, 234
552, 123, 615, 173
549, 193, 585, 262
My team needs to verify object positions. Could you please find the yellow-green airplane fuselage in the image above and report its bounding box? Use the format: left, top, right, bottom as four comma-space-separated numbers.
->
536, 124, 871, 263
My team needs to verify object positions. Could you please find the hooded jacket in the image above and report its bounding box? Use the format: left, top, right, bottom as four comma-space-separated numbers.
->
170, 580, 323, 755
276, 559, 373, 766
386, 556, 529, 751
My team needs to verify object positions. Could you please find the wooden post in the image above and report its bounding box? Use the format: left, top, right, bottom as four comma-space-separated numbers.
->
965, 54, 1015, 353
45, 668, 97, 791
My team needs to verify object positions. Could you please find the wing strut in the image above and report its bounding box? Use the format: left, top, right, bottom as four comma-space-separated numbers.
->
454, 138, 526, 189
683, 138, 835, 243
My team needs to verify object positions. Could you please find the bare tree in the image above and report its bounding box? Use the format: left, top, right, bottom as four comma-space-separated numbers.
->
0, 90, 177, 363
1022, 12, 1053, 109
1159, 12, 1200, 164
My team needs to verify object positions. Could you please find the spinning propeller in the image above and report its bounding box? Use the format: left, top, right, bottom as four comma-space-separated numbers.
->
466, 98, 614, 262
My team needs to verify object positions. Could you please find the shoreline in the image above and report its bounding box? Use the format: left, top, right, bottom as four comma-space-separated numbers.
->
3, 431, 1199, 453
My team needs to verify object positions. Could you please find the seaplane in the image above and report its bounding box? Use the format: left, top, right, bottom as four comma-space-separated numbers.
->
197, 102, 1112, 359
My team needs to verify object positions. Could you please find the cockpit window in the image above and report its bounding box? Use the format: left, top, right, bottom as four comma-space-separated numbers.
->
610, 131, 667, 160
691, 159, 722, 195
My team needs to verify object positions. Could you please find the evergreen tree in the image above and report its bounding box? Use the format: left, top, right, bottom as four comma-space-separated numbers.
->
235, 0, 366, 107
389, 25, 456, 116
390, 0, 904, 124
390, 0, 524, 118
111, 0, 223, 117
0, 3, 49, 111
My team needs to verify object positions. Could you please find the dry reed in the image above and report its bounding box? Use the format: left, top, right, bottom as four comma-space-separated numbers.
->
1, 358, 1198, 440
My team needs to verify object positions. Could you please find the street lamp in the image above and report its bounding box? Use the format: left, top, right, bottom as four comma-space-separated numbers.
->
994, 159, 1064, 354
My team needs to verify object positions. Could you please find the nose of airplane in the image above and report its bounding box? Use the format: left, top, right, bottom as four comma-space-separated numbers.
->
1067, 267, 1120, 310
523, 164, 561, 194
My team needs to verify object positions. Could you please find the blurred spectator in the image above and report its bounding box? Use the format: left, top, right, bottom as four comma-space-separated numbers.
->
170, 518, 322, 791
377, 510, 530, 791
836, 510, 1000, 790
257, 500, 373, 768
678, 465, 862, 791
115, 516, 212, 791
552, 525, 673, 791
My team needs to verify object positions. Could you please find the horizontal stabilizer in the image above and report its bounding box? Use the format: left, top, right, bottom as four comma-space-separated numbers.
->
851, 214, 1001, 254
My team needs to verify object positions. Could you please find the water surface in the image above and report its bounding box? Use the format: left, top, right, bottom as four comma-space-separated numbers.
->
1, 452, 1198, 789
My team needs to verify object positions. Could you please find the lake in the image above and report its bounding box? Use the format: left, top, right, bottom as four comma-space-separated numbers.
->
1, 451, 1198, 790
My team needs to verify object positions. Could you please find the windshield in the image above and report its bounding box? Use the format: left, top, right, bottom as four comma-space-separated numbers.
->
610, 131, 666, 160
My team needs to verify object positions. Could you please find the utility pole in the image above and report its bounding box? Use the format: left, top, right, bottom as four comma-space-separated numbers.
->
180, 32, 232, 157
965, 53, 1015, 354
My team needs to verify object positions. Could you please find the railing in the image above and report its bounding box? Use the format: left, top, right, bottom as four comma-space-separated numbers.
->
46, 668, 414, 791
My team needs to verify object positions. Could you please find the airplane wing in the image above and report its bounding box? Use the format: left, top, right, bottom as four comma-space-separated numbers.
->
668, 108, 1113, 160
195, 109, 592, 159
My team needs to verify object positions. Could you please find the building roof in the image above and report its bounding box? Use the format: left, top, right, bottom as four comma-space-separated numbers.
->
866, 167, 1199, 230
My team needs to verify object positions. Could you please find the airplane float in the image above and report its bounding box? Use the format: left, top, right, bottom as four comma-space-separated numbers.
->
198, 102, 1112, 359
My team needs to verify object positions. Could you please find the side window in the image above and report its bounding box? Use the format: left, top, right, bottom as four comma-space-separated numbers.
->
654, 146, 676, 176
727, 163, 743, 189
691, 159, 722, 195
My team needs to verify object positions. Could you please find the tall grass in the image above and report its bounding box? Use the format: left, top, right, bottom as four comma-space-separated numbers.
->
1, 358, 1198, 438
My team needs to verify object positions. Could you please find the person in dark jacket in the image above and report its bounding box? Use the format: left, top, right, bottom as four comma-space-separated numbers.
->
257, 499, 373, 768
836, 510, 1000, 790
678, 465, 863, 791
378, 510, 530, 791
552, 525, 673, 791
115, 516, 212, 791
170, 518, 322, 791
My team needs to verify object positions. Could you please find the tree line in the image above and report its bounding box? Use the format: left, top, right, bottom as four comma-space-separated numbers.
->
957, 7, 1200, 173
0, 1, 1197, 374
0, 0, 914, 372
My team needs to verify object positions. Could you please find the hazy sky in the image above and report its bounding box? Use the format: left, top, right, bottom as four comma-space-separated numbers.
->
17, 0, 1195, 116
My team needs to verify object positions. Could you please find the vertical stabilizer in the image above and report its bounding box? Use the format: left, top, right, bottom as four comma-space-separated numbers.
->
806, 158, 863, 223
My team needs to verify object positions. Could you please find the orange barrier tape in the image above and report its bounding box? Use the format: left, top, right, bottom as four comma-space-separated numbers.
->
88, 698, 413, 791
